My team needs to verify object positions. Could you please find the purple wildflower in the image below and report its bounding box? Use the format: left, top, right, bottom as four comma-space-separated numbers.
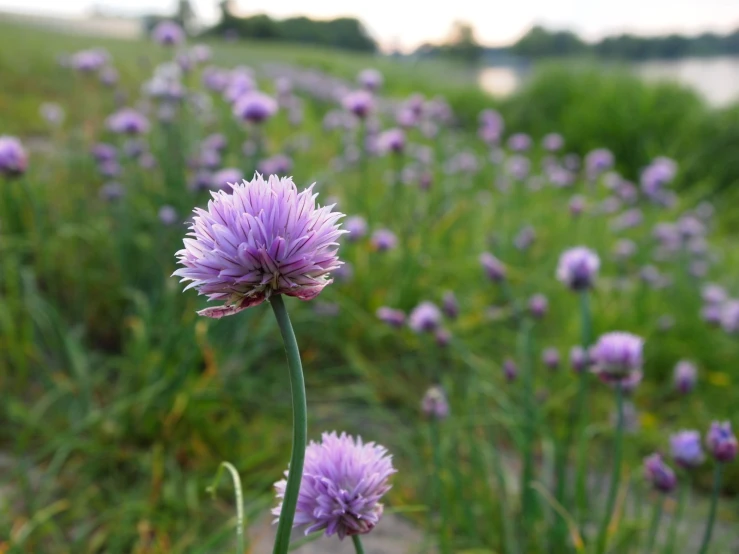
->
585, 148, 614, 177
342, 90, 374, 119
333, 262, 353, 283
70, 49, 107, 72
408, 302, 442, 333
99, 66, 118, 87
528, 294, 548, 319
556, 247, 600, 291
590, 332, 644, 382
435, 328, 451, 347
371, 229, 397, 251
344, 216, 368, 241
569, 195, 586, 216
258, 154, 293, 176
507, 133, 531, 152
542, 347, 560, 370
542, 133, 564, 152
442, 291, 459, 320
173, 174, 345, 318
514, 225, 536, 251
701, 304, 722, 326
673, 360, 697, 394
422, 386, 449, 419
613, 239, 637, 262
106, 108, 150, 135
152, 20, 185, 46
210, 168, 244, 191
0, 136, 28, 176
671, 431, 705, 468
273, 431, 395, 540
358, 68, 383, 91
721, 300, 739, 333
503, 358, 517, 382
100, 182, 124, 201
376, 307, 405, 328
39, 102, 65, 126
569, 346, 589, 373
480, 252, 506, 282
377, 128, 406, 155
233, 91, 278, 124
643, 454, 677, 493
706, 421, 737, 462
158, 205, 178, 226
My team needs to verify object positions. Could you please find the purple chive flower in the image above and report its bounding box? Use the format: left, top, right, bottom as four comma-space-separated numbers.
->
191, 44, 211, 63
273, 431, 395, 540
202, 66, 230, 92
613, 239, 637, 261
210, 168, 244, 191
99, 66, 118, 87
342, 90, 374, 119
613, 369, 643, 394
720, 300, 739, 333
158, 205, 178, 226
542, 347, 560, 370
376, 307, 405, 327
671, 431, 705, 468
585, 148, 614, 177
233, 91, 278, 124
377, 128, 406, 155
40, 102, 65, 126
673, 360, 697, 394
514, 225, 536, 251
106, 108, 150, 135
702, 284, 727, 305
408, 302, 442, 333
590, 332, 644, 382
0, 136, 29, 176
98, 159, 121, 178
480, 252, 506, 282
644, 454, 677, 493
100, 181, 124, 201
422, 386, 449, 419
258, 154, 293, 176
507, 133, 531, 152
371, 229, 397, 251
569, 195, 586, 216
570, 346, 589, 373
702, 304, 723, 326
529, 294, 548, 319
344, 216, 368, 241
611, 208, 643, 232
358, 68, 383, 91
70, 49, 105, 72
556, 247, 600, 291
333, 261, 353, 283
442, 291, 459, 320
435, 328, 451, 347
542, 133, 564, 152
706, 421, 737, 462
174, 174, 345, 318
152, 20, 185, 46
503, 358, 518, 382
641, 157, 677, 198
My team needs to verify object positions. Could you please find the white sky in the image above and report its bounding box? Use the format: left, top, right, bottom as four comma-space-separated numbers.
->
1, 0, 738, 50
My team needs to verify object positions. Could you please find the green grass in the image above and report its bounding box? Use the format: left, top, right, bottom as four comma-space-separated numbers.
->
1, 18, 738, 553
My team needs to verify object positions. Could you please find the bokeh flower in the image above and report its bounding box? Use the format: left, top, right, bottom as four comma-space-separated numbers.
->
152, 20, 185, 46
503, 358, 517, 382
174, 174, 345, 318
569, 346, 589, 373
408, 302, 442, 333
542, 347, 560, 370
377, 128, 405, 154
556, 247, 600, 291
442, 291, 459, 320
342, 90, 374, 119
106, 108, 150, 135
528, 294, 548, 319
376, 307, 405, 327
673, 360, 697, 394
233, 91, 278, 124
480, 252, 506, 282
706, 421, 737, 462
422, 386, 449, 419
371, 229, 397, 251
590, 332, 644, 382
273, 431, 395, 540
670, 430, 705, 468
643, 454, 677, 493
0, 136, 28, 176
344, 216, 368, 241
358, 68, 383, 91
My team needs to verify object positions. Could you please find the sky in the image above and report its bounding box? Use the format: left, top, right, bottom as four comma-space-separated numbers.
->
1, 0, 738, 51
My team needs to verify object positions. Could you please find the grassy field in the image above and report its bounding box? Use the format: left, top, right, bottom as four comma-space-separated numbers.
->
1, 18, 738, 553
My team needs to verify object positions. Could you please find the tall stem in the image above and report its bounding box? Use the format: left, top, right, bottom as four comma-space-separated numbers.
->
269, 295, 308, 554
697, 463, 723, 554
352, 535, 366, 554
644, 496, 663, 554
595, 384, 624, 554
519, 318, 537, 548
665, 476, 690, 554
430, 418, 451, 554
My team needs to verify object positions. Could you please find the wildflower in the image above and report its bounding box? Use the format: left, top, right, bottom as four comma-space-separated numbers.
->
670, 431, 705, 468
39, 102, 65, 126
435, 328, 451, 347
422, 386, 449, 419
408, 302, 442, 333
542, 133, 564, 152
100, 182, 124, 201
643, 454, 677, 493
174, 174, 344, 318
673, 360, 697, 394
480, 252, 506, 282
528, 294, 548, 319
152, 20, 185, 46
442, 291, 459, 320
344, 216, 368, 241
0, 136, 28, 176
585, 148, 614, 177
376, 307, 405, 327
556, 247, 600, 291
721, 300, 739, 333
590, 332, 644, 382
371, 229, 397, 251
569, 195, 585, 216
258, 154, 293, 176
273, 432, 395, 540
233, 91, 278, 124
507, 133, 531, 152
158, 205, 178, 226
503, 358, 517, 382
542, 347, 560, 370
706, 421, 737, 462
377, 128, 406, 155
210, 168, 244, 190
106, 108, 150, 135
358, 68, 383, 91
342, 90, 374, 119
570, 346, 588, 373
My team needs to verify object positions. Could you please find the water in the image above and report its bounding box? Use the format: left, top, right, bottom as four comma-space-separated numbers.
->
478, 56, 739, 107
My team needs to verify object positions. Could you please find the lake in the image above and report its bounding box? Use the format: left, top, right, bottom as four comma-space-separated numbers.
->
478, 56, 739, 107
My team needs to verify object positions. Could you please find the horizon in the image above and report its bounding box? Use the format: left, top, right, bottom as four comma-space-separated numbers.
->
1, 0, 739, 51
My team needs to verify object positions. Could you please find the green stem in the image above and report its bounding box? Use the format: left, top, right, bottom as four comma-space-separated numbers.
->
352, 535, 365, 554
595, 384, 624, 554
269, 295, 308, 554
664, 476, 690, 554
697, 463, 723, 554
519, 318, 537, 548
430, 418, 451, 554
574, 291, 593, 527
645, 497, 663, 554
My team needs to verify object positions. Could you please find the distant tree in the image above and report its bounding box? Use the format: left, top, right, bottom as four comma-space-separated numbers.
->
175, 0, 195, 33
512, 25, 587, 57
439, 21, 483, 63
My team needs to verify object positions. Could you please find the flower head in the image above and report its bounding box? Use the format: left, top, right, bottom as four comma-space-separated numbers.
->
408, 302, 442, 333
210, 167, 244, 190
556, 247, 600, 291
528, 294, 548, 319
344, 216, 368, 241
670, 430, 705, 468
542, 347, 560, 370
543, 133, 564, 152
706, 421, 737, 463
0, 136, 28, 176
233, 91, 278, 124
480, 252, 506, 282
673, 360, 697, 394
371, 229, 397, 251
503, 358, 517, 382
106, 108, 150, 135
377, 128, 406, 155
152, 20, 185, 46
569, 346, 589, 373
643, 454, 677, 493
442, 291, 459, 320
174, 174, 344, 318
342, 90, 374, 119
358, 68, 383, 91
273, 431, 395, 540
376, 307, 405, 327
590, 332, 644, 382
422, 386, 449, 419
